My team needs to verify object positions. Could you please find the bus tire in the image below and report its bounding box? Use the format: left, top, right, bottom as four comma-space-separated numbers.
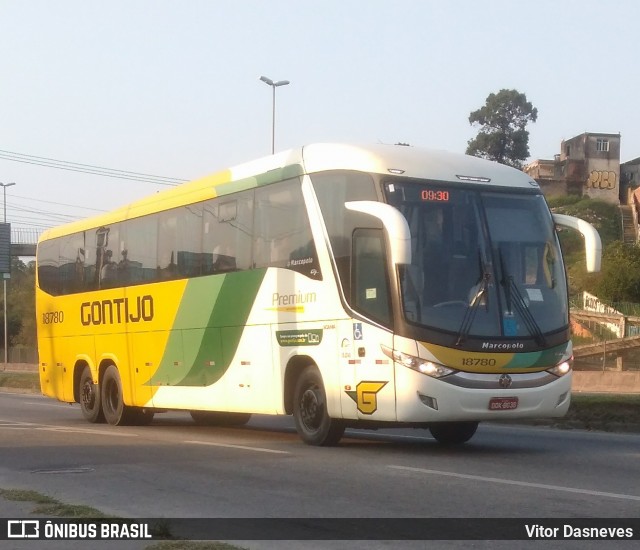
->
79, 366, 105, 424
429, 421, 479, 445
293, 366, 345, 446
101, 364, 134, 426
190, 411, 252, 426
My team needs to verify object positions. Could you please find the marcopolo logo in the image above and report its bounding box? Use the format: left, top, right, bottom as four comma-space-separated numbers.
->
80, 295, 154, 326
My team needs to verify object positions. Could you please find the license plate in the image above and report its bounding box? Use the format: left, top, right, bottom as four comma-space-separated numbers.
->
489, 397, 519, 411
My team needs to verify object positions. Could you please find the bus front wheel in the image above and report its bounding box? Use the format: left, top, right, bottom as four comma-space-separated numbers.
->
429, 421, 479, 445
293, 366, 345, 446
79, 366, 104, 423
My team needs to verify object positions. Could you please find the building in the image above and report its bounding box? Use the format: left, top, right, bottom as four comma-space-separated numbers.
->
622, 156, 640, 192
524, 132, 622, 204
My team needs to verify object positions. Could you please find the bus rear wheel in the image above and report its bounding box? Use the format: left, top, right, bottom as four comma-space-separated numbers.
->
293, 366, 345, 446
79, 366, 104, 423
429, 421, 479, 445
101, 364, 147, 426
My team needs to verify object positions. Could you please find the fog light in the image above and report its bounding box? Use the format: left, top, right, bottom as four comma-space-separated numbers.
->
418, 392, 438, 410
556, 391, 569, 408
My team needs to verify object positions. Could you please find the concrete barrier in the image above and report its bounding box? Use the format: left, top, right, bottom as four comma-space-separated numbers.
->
0, 363, 39, 373
573, 370, 640, 394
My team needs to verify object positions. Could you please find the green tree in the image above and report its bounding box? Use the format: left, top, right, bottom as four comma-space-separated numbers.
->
1, 259, 37, 349
466, 89, 538, 169
593, 241, 640, 303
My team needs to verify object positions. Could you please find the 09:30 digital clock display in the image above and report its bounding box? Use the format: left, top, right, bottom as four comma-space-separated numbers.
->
421, 190, 450, 201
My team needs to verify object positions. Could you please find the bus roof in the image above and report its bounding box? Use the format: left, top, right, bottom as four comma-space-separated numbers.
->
39, 143, 539, 241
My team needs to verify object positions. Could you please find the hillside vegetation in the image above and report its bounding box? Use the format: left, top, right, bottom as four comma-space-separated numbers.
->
547, 196, 625, 302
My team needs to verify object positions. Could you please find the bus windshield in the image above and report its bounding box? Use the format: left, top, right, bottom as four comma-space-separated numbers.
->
384, 181, 568, 341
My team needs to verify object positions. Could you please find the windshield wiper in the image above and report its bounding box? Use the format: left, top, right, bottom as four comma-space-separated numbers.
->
456, 252, 491, 346
498, 248, 546, 346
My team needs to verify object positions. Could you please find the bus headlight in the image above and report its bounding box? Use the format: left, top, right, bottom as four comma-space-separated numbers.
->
382, 346, 456, 379
547, 360, 572, 377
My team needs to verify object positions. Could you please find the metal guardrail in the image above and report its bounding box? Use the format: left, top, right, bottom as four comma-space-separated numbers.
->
11, 227, 42, 245
8, 227, 41, 257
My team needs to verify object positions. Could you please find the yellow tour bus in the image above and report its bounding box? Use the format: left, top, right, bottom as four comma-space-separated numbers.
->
36, 143, 602, 445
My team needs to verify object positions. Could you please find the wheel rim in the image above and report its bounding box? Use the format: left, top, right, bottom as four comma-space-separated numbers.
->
299, 385, 324, 431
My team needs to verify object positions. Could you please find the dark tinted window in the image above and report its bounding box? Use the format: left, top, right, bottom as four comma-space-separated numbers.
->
37, 239, 59, 295
37, 179, 320, 295
202, 190, 253, 274
124, 216, 157, 284
311, 171, 378, 300
352, 229, 392, 327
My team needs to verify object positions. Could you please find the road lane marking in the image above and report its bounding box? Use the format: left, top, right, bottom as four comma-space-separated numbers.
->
24, 401, 73, 408
0, 419, 138, 437
184, 440, 289, 454
388, 465, 640, 502
35, 426, 138, 437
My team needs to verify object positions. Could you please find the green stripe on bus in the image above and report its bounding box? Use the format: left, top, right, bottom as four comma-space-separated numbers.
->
502, 343, 569, 369
215, 164, 304, 196
146, 269, 267, 386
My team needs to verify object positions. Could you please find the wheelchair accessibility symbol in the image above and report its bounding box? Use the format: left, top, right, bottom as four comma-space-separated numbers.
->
353, 322, 363, 340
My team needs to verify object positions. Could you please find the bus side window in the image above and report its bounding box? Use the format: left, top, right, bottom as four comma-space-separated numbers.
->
58, 233, 85, 294
124, 216, 158, 283
253, 179, 320, 279
352, 229, 392, 327
202, 191, 253, 274
37, 239, 60, 295
158, 204, 204, 279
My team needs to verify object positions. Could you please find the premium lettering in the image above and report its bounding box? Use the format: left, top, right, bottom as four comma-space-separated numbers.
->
80, 295, 154, 326
272, 291, 317, 307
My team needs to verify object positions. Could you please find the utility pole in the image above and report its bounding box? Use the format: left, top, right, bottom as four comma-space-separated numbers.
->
259, 76, 290, 154
0, 182, 15, 365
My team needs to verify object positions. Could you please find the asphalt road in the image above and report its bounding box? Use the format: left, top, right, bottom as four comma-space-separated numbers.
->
1, 390, 639, 549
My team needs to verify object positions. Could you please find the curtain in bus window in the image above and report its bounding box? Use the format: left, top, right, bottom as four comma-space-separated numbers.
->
253, 179, 321, 280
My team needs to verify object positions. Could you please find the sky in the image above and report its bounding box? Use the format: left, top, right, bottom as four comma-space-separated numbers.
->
1, 0, 639, 236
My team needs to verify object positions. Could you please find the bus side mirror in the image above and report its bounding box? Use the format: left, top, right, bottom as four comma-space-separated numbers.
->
345, 201, 412, 265
552, 213, 602, 273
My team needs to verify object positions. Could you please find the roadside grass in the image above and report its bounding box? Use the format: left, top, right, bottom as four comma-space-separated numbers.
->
560, 393, 640, 431
0, 488, 108, 517
0, 488, 246, 550
0, 371, 40, 392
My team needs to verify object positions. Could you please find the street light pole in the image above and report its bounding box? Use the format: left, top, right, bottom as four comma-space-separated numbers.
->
259, 76, 290, 154
0, 182, 15, 365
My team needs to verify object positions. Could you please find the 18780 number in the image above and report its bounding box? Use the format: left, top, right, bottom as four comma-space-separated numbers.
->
42, 311, 64, 324
461, 358, 497, 367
